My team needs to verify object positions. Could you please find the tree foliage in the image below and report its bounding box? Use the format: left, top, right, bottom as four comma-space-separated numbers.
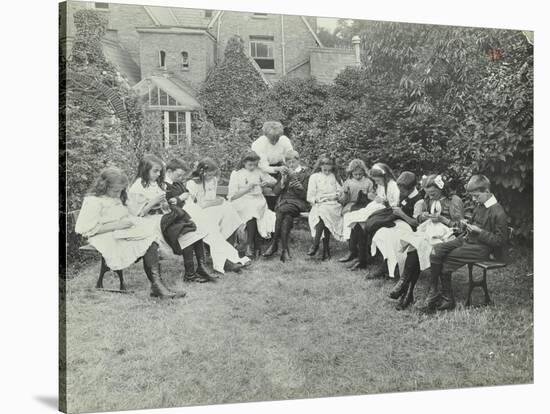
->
199, 35, 268, 128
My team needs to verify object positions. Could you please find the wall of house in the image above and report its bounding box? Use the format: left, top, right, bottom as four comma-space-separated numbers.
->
216, 12, 319, 83
309, 48, 357, 84
138, 31, 216, 90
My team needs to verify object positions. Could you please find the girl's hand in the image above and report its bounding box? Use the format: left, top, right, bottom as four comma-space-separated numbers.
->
179, 193, 190, 201
392, 207, 405, 218
152, 193, 166, 205
374, 196, 385, 204
466, 223, 482, 234
168, 197, 178, 205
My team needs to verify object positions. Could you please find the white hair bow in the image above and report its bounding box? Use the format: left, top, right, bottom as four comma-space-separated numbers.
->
434, 175, 445, 189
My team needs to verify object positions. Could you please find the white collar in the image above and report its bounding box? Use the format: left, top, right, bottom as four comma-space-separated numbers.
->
408, 188, 419, 199
484, 195, 498, 208
165, 176, 173, 185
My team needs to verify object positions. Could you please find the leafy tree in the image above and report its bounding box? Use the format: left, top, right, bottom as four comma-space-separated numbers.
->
199, 35, 268, 128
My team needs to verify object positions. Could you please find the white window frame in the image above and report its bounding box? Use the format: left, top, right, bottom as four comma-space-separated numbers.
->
250, 38, 275, 71
162, 111, 192, 147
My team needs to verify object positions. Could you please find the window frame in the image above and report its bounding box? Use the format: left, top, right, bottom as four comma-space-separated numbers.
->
252, 12, 268, 19
93, 2, 110, 10
181, 51, 189, 71
250, 37, 275, 71
159, 50, 166, 68
162, 111, 192, 147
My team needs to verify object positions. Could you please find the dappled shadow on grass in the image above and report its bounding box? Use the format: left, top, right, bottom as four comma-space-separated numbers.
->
63, 230, 533, 413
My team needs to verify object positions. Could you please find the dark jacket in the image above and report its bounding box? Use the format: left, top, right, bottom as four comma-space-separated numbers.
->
273, 167, 310, 212
365, 208, 398, 235
161, 180, 198, 254
466, 200, 509, 260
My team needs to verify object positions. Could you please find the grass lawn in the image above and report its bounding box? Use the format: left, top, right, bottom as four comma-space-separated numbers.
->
62, 229, 533, 413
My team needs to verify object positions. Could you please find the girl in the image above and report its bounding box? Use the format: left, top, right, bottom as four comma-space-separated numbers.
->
75, 167, 186, 299
186, 157, 245, 241
127, 155, 214, 283
263, 150, 310, 262
342, 163, 400, 271
417, 174, 464, 231
228, 151, 277, 258
338, 159, 375, 263
306, 155, 344, 260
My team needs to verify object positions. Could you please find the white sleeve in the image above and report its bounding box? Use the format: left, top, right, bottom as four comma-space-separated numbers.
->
227, 171, 239, 200
307, 174, 317, 204
387, 180, 400, 207
75, 197, 103, 238
186, 180, 200, 202
252, 137, 276, 174
127, 181, 149, 216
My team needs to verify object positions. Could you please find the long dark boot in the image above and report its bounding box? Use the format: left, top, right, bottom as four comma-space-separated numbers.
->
245, 219, 257, 258
396, 256, 421, 310
264, 214, 282, 257
350, 227, 368, 271
339, 225, 359, 263
417, 263, 442, 312
280, 215, 293, 262
321, 227, 331, 261
144, 243, 186, 299
194, 241, 217, 282
307, 221, 324, 256
437, 272, 456, 311
389, 252, 417, 299
182, 245, 205, 283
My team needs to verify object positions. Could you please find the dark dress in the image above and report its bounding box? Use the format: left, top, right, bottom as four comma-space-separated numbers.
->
273, 166, 310, 216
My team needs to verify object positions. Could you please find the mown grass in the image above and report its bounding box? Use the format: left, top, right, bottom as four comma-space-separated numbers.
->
63, 229, 533, 413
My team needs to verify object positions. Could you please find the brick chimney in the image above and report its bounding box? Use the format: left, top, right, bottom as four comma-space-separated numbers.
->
352, 35, 361, 67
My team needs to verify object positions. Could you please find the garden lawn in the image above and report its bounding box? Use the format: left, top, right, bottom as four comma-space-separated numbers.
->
63, 229, 533, 413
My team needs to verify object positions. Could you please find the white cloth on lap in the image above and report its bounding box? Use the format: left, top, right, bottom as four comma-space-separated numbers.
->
307, 172, 344, 241
370, 220, 413, 278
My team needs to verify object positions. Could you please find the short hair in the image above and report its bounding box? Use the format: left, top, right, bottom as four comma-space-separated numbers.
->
165, 158, 187, 172
237, 150, 261, 170
262, 121, 284, 137
465, 175, 491, 192
396, 171, 417, 190
286, 150, 300, 161
346, 159, 369, 177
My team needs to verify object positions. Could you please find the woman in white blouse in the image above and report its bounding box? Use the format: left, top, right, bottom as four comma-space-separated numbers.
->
251, 121, 294, 209
75, 167, 186, 299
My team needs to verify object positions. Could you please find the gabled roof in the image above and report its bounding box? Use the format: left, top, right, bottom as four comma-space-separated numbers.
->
102, 39, 141, 85
133, 75, 202, 111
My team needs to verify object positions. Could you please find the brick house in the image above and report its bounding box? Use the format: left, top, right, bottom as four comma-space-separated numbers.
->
61, 1, 359, 145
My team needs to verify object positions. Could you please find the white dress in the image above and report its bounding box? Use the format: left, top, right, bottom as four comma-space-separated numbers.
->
251, 135, 294, 174
186, 177, 244, 239
127, 180, 206, 257
307, 172, 344, 241
342, 180, 401, 240
228, 169, 276, 238
129, 180, 249, 273
75, 196, 159, 271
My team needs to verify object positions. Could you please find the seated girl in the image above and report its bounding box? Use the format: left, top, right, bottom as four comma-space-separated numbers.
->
75, 167, 186, 299
306, 155, 344, 260
338, 159, 375, 263
186, 157, 245, 241
343, 163, 400, 271
415, 174, 464, 244
228, 151, 277, 258
126, 155, 215, 283
263, 150, 310, 262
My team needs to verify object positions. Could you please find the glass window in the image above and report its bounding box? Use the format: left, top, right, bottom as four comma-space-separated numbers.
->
94, 3, 109, 9
204, 10, 213, 18
181, 51, 189, 70
163, 111, 187, 147
159, 50, 166, 68
250, 39, 274, 70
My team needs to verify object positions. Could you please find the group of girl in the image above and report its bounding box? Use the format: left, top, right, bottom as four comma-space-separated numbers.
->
75, 142, 467, 308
